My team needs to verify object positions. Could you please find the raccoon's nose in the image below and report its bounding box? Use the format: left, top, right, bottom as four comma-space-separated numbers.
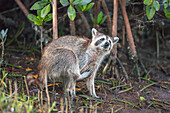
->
104, 42, 110, 48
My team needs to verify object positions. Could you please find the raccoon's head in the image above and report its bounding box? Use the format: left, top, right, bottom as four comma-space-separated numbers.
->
90, 28, 119, 53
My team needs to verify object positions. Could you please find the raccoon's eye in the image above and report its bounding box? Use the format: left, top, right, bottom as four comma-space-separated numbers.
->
100, 38, 105, 41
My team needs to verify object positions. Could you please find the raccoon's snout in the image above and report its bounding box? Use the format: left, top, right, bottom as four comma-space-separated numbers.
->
103, 42, 110, 48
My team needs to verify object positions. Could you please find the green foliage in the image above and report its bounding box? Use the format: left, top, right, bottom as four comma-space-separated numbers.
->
30, 1, 48, 10
60, 0, 94, 21
41, 4, 51, 18
146, 5, 156, 20
28, 0, 94, 23
0, 70, 8, 87
68, 5, 76, 21
140, 96, 146, 101
90, 11, 107, 25
144, 0, 170, 20
164, 8, 170, 18
60, 0, 69, 6
0, 88, 35, 112
28, 0, 52, 26
78, 0, 92, 5
75, 2, 94, 12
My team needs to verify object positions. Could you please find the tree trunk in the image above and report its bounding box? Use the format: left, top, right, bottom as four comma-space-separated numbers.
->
53, 0, 58, 40
119, 0, 137, 57
111, 0, 118, 59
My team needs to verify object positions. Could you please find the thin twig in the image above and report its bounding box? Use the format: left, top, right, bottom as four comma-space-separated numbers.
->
14, 80, 17, 101
70, 20, 76, 35
24, 76, 30, 101
116, 58, 128, 80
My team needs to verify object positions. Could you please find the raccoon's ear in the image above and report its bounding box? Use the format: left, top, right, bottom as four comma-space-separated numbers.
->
92, 28, 98, 39
113, 37, 119, 44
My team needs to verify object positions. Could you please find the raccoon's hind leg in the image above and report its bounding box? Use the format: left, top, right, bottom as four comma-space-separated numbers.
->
44, 69, 50, 106
68, 71, 80, 97
86, 65, 100, 99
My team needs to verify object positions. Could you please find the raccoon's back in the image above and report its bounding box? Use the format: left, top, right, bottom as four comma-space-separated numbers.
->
44, 36, 91, 54
39, 47, 79, 80
44, 36, 91, 70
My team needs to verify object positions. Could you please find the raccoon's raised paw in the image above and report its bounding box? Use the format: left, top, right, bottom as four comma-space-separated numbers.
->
78, 69, 93, 80
85, 69, 93, 76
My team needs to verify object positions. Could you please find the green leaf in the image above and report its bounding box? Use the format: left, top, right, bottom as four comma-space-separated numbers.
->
90, 13, 97, 24
72, 0, 82, 5
41, 4, 51, 18
85, 2, 94, 11
34, 16, 43, 25
97, 11, 103, 24
164, 9, 170, 18
82, 5, 87, 11
140, 96, 146, 101
27, 14, 39, 22
34, 20, 42, 25
30, 1, 48, 10
163, 0, 169, 9
146, 5, 156, 20
60, 0, 69, 6
44, 13, 52, 22
143, 0, 152, 5
153, 1, 160, 11
37, 9, 41, 17
67, 5, 76, 21
78, 0, 92, 5
69, 0, 74, 3
75, 5, 82, 11
100, 16, 107, 24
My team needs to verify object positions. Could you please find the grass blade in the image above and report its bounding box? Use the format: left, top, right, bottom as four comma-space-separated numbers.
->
113, 98, 139, 108
140, 82, 156, 92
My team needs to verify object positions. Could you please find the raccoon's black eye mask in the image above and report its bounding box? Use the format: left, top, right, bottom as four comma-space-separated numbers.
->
95, 38, 105, 46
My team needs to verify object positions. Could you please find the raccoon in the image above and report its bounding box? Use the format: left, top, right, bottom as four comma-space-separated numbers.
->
27, 28, 119, 98
44, 28, 119, 98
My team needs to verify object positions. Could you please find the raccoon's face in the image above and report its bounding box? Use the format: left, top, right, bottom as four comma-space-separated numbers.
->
91, 28, 119, 53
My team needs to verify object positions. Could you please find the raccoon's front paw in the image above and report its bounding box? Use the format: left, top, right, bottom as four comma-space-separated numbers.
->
85, 69, 93, 76
78, 69, 93, 80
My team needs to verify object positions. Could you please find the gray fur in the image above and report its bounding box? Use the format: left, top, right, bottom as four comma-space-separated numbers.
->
27, 28, 119, 99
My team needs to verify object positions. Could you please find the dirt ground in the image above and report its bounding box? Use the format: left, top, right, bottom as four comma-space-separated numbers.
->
4, 39, 170, 112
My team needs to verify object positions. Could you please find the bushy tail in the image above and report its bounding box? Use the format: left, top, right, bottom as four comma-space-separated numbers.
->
26, 72, 36, 86
26, 72, 45, 90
